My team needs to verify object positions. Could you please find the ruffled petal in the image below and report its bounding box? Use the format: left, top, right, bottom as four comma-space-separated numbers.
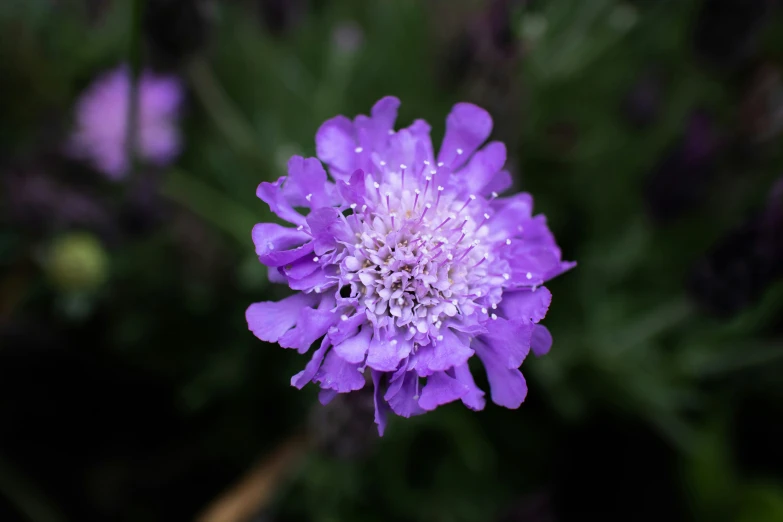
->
455, 141, 506, 195
307, 207, 352, 255
385, 371, 425, 418
252, 223, 313, 267
278, 306, 338, 353
474, 338, 528, 408
481, 169, 513, 197
316, 115, 356, 179
372, 370, 392, 435
412, 327, 474, 375
256, 178, 307, 227
499, 287, 552, 323
418, 371, 470, 411
246, 293, 318, 343
291, 336, 331, 389
478, 317, 532, 369
452, 363, 486, 411
318, 389, 338, 405
487, 193, 534, 241
333, 324, 372, 364
437, 103, 493, 170
531, 324, 553, 356
366, 332, 410, 372
314, 349, 366, 392
286, 156, 332, 209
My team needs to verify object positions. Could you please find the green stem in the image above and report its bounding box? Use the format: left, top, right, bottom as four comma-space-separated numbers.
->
161, 168, 259, 246
186, 59, 266, 166
126, 0, 145, 178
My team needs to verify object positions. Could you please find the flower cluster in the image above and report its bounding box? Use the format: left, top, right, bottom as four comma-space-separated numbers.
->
247, 97, 574, 434
68, 65, 183, 179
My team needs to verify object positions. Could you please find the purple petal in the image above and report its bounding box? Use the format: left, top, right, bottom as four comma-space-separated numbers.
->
372, 370, 392, 436
452, 363, 486, 411
287, 267, 334, 293
256, 178, 307, 226
252, 223, 313, 267
481, 169, 513, 197
416, 327, 474, 374
328, 313, 367, 345
418, 371, 470, 411
366, 332, 410, 372
499, 287, 552, 323
314, 349, 365, 392
316, 115, 356, 179
437, 103, 493, 170
531, 324, 553, 356
318, 389, 338, 405
246, 293, 318, 343
478, 317, 532, 369
278, 306, 338, 353
333, 324, 372, 364
487, 193, 534, 241
307, 207, 348, 255
385, 371, 425, 418
456, 141, 506, 195
474, 338, 528, 409
286, 156, 331, 208
281, 256, 320, 280
291, 336, 331, 389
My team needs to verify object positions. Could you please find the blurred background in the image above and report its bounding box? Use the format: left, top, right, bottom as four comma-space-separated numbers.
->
2, 0, 783, 521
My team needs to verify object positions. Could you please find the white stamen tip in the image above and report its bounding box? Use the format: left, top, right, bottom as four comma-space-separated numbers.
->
526, 272, 533, 280
503, 273, 510, 280
491, 313, 498, 320
437, 186, 444, 191
340, 314, 348, 321
423, 160, 430, 165
350, 203, 357, 209
380, 160, 387, 166
437, 335, 444, 341
361, 205, 367, 211
409, 327, 416, 334
313, 257, 319, 262
447, 254, 454, 260
475, 291, 482, 297
415, 189, 421, 195
491, 303, 498, 310
425, 203, 432, 209
469, 194, 476, 200
400, 164, 407, 169
437, 162, 444, 167
456, 148, 464, 155
373, 182, 380, 189
297, 225, 304, 231
430, 169, 437, 175
305, 193, 313, 201
390, 339, 398, 346
506, 239, 512, 245
425, 176, 432, 182
484, 213, 490, 219
491, 191, 499, 198
481, 307, 488, 314
355, 146, 363, 153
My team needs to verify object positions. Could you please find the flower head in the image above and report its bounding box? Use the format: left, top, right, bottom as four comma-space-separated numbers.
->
69, 65, 183, 179
247, 97, 574, 434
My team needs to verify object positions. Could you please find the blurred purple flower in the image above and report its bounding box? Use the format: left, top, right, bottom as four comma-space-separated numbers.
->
689, 177, 783, 317
643, 110, 720, 223
246, 97, 574, 434
68, 65, 183, 180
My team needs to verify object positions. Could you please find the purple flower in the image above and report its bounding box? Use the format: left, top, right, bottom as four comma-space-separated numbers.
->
68, 65, 183, 180
246, 98, 574, 434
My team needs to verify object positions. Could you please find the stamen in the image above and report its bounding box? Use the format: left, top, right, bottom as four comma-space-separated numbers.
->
490, 313, 498, 320
305, 193, 313, 202
433, 216, 452, 231
400, 164, 407, 188
526, 272, 533, 280
313, 256, 320, 262
355, 146, 363, 153
459, 194, 476, 212
472, 253, 489, 267
413, 189, 421, 209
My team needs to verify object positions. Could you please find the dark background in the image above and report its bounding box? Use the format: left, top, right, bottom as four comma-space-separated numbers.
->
2, 1, 783, 521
